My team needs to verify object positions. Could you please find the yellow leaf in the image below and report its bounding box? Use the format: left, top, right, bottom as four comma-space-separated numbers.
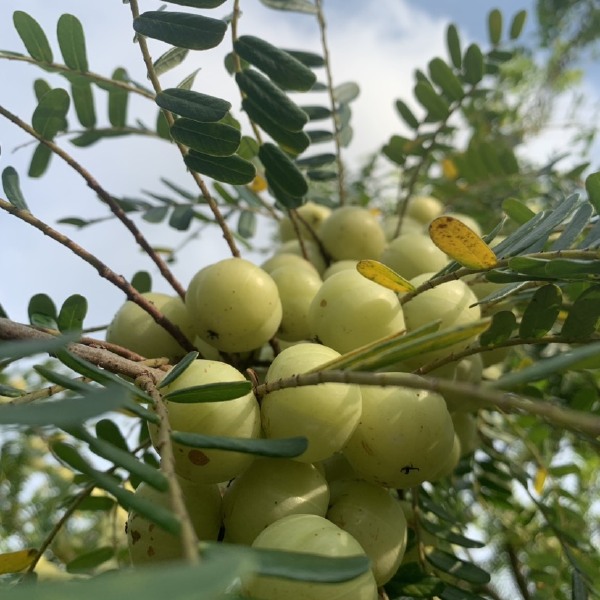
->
249, 174, 267, 193
356, 259, 415, 293
0, 548, 38, 574
441, 158, 458, 180
429, 216, 497, 269
534, 467, 547, 494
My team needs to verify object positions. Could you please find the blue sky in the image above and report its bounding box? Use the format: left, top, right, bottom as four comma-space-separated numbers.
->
0, 0, 597, 329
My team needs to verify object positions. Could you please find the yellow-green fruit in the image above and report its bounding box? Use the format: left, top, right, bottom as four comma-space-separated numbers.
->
262, 343, 362, 463
261, 253, 321, 278
150, 359, 261, 484
319, 206, 386, 261
382, 214, 423, 240
270, 265, 322, 342
322, 259, 358, 280
308, 269, 406, 354
451, 411, 479, 456
126, 479, 221, 565
243, 514, 378, 600
186, 258, 282, 353
343, 384, 455, 488
380, 233, 449, 280
429, 354, 483, 412
222, 458, 329, 545
326, 480, 408, 585
406, 195, 444, 224
401, 273, 481, 367
318, 453, 359, 502
276, 240, 327, 275
106, 292, 194, 360
278, 201, 332, 242
428, 433, 461, 481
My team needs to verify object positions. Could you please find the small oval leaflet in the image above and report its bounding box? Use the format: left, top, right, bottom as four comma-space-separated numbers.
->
429, 215, 497, 269
356, 259, 415, 293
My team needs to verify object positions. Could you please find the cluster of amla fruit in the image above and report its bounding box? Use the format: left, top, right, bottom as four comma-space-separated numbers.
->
109, 197, 486, 597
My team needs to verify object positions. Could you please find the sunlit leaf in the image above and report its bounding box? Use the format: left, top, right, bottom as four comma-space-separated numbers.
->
133, 11, 227, 51
2, 167, 29, 211
429, 216, 497, 269
356, 259, 415, 293
534, 467, 547, 494
0, 549, 37, 574
13, 11, 53, 63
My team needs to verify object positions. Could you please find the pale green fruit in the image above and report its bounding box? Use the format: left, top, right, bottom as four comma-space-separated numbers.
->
276, 240, 327, 275
186, 257, 282, 353
318, 453, 359, 502
428, 433, 461, 481
106, 292, 194, 360
150, 359, 261, 484
406, 195, 444, 224
243, 514, 378, 600
380, 233, 449, 280
343, 384, 455, 488
382, 214, 423, 241
222, 458, 329, 545
401, 273, 481, 367
126, 479, 221, 565
261, 253, 321, 278
192, 335, 221, 361
429, 354, 483, 412
308, 269, 406, 354
262, 343, 362, 463
319, 206, 386, 261
451, 411, 479, 456
278, 201, 332, 242
327, 480, 408, 585
270, 265, 322, 342
322, 259, 358, 280
442, 212, 483, 236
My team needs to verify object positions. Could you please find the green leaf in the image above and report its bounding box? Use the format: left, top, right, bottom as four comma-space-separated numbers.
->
544, 258, 600, 278
439, 584, 488, 600
0, 333, 77, 361
463, 44, 484, 85
487, 9, 503, 45
57, 14, 88, 71
572, 569, 589, 600
238, 210, 256, 238
170, 432, 308, 458
426, 549, 490, 585
162, 0, 228, 6
156, 88, 231, 123
153, 46, 189, 77
550, 203, 594, 251
0, 385, 131, 426
259, 142, 308, 198
395, 99, 419, 129
585, 171, 600, 215
257, 0, 318, 14
509, 10, 527, 40
307, 129, 334, 144
420, 519, 485, 549
34, 365, 90, 391
143, 205, 169, 224
561, 285, 600, 339
234, 36, 316, 91
131, 271, 152, 294
491, 342, 600, 389
333, 81, 360, 105
295, 153, 336, 168
241, 97, 310, 156
177, 68, 201, 90
446, 24, 462, 69
170, 205, 196, 230
96, 419, 129, 452
202, 541, 370, 582
32, 88, 70, 140
170, 118, 241, 156
163, 381, 252, 403
57, 294, 88, 333
70, 79, 96, 128
157, 352, 199, 389
33, 78, 52, 101
28, 293, 57, 328
479, 310, 516, 346
133, 11, 227, 51
420, 495, 455, 523
185, 151, 256, 185
2, 167, 29, 211
502, 197, 535, 224
519, 284, 562, 338
508, 256, 550, 277
414, 82, 449, 120
108, 67, 129, 128
235, 70, 308, 132
428, 58, 464, 101
66, 547, 114, 574
13, 11, 53, 63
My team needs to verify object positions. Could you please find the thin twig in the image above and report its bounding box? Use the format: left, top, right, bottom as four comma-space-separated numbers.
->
505, 542, 532, 599
128, 0, 241, 258
0, 103, 188, 300
0, 201, 195, 354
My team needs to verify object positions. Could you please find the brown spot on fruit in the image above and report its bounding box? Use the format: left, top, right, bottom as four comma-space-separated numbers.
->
320, 299, 327, 307
188, 449, 210, 465
361, 440, 374, 456
147, 546, 155, 557
131, 530, 141, 544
